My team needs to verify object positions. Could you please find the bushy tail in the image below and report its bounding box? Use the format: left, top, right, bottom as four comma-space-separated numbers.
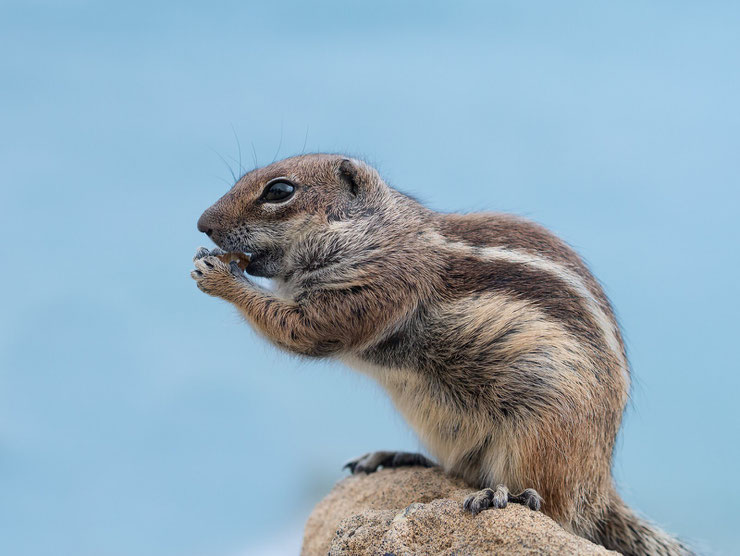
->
594, 492, 693, 556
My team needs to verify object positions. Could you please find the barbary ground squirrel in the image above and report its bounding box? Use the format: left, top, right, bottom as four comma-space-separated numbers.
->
191, 154, 691, 555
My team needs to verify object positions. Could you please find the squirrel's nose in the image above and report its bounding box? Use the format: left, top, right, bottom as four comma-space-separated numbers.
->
197, 212, 215, 237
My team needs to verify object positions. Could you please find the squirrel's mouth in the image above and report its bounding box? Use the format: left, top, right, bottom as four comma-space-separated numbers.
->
244, 250, 272, 277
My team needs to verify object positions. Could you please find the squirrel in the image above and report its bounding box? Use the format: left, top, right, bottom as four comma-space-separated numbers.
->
191, 154, 691, 555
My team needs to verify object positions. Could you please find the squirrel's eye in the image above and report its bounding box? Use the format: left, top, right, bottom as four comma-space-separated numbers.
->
261, 180, 295, 203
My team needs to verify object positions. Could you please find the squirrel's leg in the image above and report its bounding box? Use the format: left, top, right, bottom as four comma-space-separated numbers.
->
344, 451, 437, 474
192, 248, 408, 357
192, 249, 319, 352
463, 485, 542, 514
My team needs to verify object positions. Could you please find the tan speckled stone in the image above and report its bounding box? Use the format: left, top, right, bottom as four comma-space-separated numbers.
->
302, 467, 619, 555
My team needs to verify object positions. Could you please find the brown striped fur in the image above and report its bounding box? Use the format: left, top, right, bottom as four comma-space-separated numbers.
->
192, 154, 691, 555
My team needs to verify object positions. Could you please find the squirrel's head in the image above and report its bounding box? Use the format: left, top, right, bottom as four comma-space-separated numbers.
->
197, 154, 385, 278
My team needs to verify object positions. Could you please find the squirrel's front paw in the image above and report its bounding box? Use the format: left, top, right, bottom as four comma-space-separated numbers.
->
191, 247, 245, 298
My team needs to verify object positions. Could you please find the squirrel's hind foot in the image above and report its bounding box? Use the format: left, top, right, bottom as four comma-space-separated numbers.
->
463, 485, 542, 515
343, 451, 436, 474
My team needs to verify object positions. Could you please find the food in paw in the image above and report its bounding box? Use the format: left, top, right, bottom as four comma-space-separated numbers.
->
215, 252, 251, 272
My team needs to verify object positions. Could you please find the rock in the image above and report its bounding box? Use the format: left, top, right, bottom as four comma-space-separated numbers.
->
302, 467, 619, 555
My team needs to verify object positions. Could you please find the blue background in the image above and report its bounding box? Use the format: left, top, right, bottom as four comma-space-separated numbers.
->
1, 1, 738, 554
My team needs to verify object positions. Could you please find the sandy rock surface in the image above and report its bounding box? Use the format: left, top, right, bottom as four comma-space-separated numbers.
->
302, 467, 619, 555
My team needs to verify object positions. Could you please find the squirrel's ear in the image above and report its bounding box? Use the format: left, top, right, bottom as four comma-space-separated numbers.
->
338, 158, 360, 196
339, 158, 379, 196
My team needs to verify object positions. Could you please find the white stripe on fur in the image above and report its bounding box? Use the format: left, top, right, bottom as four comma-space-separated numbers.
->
427, 232, 628, 380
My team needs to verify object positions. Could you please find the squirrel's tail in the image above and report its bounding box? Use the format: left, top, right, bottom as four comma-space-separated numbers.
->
592, 490, 693, 556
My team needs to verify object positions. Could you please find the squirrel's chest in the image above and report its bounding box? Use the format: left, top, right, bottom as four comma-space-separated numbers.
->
340, 355, 451, 438
340, 354, 506, 484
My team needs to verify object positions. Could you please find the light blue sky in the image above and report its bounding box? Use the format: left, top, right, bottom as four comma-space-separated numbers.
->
1, 1, 738, 555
